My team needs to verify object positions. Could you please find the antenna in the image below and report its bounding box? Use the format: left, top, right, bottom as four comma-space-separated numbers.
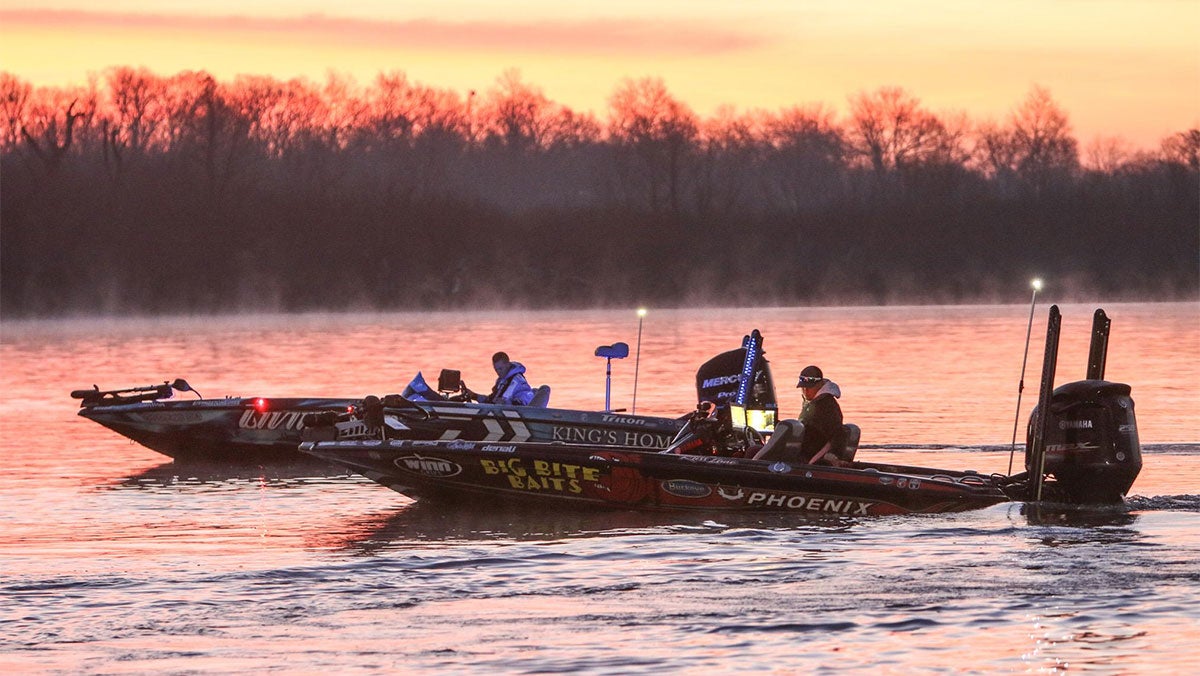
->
632, 308, 647, 413
1008, 278, 1042, 475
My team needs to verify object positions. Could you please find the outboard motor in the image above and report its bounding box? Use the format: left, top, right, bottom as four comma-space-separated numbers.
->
1023, 307, 1141, 504
695, 329, 778, 430
1026, 380, 1142, 503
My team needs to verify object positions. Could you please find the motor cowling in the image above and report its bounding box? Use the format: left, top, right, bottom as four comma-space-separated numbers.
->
1026, 380, 1142, 503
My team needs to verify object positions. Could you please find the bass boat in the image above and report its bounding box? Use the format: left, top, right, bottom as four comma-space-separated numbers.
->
301, 308, 1143, 515
74, 369, 686, 462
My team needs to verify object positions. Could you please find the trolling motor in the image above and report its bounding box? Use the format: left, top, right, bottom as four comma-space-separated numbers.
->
1020, 307, 1142, 504
71, 378, 200, 407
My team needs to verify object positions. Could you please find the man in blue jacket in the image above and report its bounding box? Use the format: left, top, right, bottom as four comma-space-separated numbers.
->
472, 351, 535, 406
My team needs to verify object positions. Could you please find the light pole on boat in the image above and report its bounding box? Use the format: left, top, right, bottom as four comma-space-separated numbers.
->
632, 308, 647, 414
1008, 278, 1043, 475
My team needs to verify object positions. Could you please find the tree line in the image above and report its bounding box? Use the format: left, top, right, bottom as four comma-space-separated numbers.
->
1, 67, 1196, 316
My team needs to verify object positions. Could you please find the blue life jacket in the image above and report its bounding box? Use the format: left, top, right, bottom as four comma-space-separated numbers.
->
487, 362, 535, 406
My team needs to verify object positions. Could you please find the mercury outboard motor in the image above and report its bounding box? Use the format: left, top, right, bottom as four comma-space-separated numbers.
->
1024, 307, 1142, 504
1026, 379, 1142, 503
695, 329, 777, 411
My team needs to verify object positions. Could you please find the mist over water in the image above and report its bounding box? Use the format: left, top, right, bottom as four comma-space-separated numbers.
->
1, 303, 1197, 672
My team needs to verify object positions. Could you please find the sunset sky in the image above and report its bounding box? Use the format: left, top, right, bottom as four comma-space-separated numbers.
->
1, 0, 1196, 149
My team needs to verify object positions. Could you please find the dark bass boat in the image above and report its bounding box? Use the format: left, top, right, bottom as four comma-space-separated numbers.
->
74, 370, 685, 463
301, 308, 1143, 516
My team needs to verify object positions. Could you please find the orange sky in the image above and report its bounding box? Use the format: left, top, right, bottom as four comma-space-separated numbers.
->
1, 0, 1196, 149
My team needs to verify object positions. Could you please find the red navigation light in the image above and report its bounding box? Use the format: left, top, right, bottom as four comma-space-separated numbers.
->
253, 397, 269, 413
346, 405, 355, 414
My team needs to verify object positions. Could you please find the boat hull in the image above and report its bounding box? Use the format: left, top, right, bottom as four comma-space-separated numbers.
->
80, 398, 357, 461
81, 398, 684, 462
300, 439, 1011, 515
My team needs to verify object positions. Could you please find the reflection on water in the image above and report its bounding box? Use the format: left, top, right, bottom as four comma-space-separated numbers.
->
115, 458, 349, 488
313, 501, 861, 555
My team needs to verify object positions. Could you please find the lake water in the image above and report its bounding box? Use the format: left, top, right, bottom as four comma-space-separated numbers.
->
2, 303, 1198, 673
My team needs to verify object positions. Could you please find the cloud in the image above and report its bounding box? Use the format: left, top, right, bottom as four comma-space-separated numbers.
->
0, 8, 767, 56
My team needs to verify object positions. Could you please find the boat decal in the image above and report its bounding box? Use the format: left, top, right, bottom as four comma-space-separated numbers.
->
717, 486, 745, 500
393, 454, 462, 478
383, 416, 409, 431
192, 399, 239, 407
134, 410, 206, 424
238, 409, 309, 431
480, 457, 601, 494
412, 440, 442, 447
662, 480, 712, 498
482, 416, 507, 440
437, 429, 462, 440
552, 426, 674, 448
678, 455, 739, 466
501, 410, 532, 441
746, 492, 874, 514
769, 462, 792, 473
599, 414, 650, 426
1058, 419, 1094, 429
1045, 443, 1101, 453
702, 374, 741, 388
481, 444, 517, 453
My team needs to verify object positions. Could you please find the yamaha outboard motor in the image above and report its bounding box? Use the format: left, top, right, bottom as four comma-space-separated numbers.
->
1026, 380, 1142, 503
1024, 307, 1142, 504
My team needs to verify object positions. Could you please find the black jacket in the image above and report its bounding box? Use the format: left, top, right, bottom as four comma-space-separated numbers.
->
798, 389, 844, 460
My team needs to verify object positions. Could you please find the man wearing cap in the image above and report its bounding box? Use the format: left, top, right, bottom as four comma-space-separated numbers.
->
795, 365, 847, 465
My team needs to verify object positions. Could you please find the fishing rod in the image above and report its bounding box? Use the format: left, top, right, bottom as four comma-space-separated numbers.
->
1008, 278, 1043, 475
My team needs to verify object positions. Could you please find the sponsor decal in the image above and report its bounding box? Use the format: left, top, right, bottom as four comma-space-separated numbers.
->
480, 457, 602, 494
701, 374, 741, 389
746, 492, 874, 515
1046, 443, 1100, 453
717, 487, 745, 500
662, 480, 712, 498
600, 414, 648, 426
193, 399, 238, 407
138, 411, 205, 424
677, 455, 739, 466
1059, 420, 1094, 430
1119, 424, 1136, 433
394, 454, 462, 478
551, 426, 674, 448
769, 462, 792, 473
238, 409, 308, 431
481, 444, 517, 453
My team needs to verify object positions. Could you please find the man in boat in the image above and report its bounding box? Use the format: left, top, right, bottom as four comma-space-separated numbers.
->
467, 352, 536, 406
794, 365, 848, 466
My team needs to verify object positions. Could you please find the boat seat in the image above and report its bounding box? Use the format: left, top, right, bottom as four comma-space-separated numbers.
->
529, 385, 551, 408
753, 419, 805, 462
839, 423, 861, 461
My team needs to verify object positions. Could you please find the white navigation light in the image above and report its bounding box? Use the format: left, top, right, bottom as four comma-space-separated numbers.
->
637, 307, 647, 318
1031, 278, 1043, 291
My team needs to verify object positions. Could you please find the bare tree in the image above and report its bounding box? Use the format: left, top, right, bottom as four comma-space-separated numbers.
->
607, 77, 698, 215
760, 104, 846, 212
847, 87, 949, 175
1008, 85, 1079, 187
481, 69, 555, 151
0, 73, 32, 149
1161, 128, 1200, 171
